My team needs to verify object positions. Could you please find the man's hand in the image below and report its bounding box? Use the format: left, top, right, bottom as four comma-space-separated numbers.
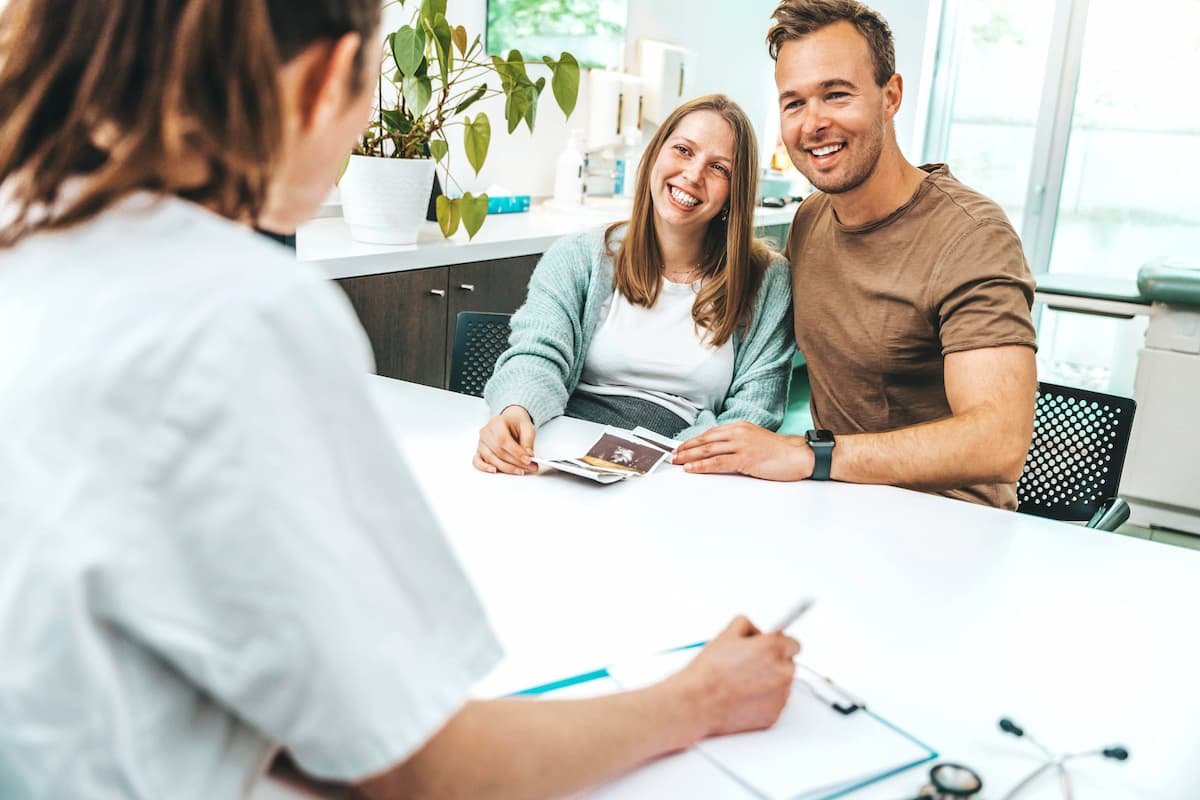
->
673, 422, 814, 481
473, 405, 536, 475
672, 616, 800, 738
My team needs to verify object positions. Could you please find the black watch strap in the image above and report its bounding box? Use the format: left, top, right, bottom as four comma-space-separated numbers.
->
805, 429, 835, 481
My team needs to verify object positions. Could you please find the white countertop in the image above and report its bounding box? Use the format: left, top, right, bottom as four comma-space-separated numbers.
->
297, 199, 799, 280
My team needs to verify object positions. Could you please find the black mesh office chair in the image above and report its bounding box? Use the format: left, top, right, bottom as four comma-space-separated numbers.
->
448, 312, 512, 397
1016, 382, 1137, 532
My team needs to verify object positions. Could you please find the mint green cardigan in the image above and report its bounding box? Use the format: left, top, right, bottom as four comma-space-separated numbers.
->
484, 228, 796, 440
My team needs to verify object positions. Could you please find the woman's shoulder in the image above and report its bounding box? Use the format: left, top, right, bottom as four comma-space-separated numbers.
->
534, 227, 616, 284
756, 248, 792, 291
545, 227, 611, 258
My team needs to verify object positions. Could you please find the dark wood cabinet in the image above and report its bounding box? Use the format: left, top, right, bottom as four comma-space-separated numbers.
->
337, 267, 449, 387
336, 254, 538, 388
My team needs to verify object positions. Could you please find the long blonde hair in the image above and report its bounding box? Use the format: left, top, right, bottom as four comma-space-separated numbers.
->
605, 94, 773, 348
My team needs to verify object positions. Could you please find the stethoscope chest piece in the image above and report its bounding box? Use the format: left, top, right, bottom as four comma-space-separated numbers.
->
917, 762, 984, 799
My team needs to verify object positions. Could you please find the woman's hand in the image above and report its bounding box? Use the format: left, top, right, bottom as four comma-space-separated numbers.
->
474, 405, 536, 475
671, 616, 800, 739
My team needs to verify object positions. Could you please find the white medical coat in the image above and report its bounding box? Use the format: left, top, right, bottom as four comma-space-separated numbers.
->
0, 195, 501, 799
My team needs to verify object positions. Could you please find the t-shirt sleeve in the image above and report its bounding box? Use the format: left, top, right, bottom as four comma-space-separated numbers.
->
930, 221, 1038, 355
96, 276, 501, 782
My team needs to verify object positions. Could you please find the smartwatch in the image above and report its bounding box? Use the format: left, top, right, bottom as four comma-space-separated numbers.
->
805, 429, 836, 481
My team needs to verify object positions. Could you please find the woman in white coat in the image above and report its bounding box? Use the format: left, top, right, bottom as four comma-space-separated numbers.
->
0, 2, 798, 799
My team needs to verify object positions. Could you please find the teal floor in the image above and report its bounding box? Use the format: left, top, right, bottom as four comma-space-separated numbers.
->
779, 365, 1200, 552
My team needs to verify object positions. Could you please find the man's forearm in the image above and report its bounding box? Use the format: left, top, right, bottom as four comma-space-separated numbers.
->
353, 679, 708, 800
830, 406, 1028, 489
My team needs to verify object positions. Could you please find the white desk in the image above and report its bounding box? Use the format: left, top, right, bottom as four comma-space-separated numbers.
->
273, 378, 1200, 799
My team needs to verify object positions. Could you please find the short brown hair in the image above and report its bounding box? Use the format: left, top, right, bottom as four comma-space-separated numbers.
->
605, 94, 774, 349
0, 0, 381, 248
766, 0, 895, 86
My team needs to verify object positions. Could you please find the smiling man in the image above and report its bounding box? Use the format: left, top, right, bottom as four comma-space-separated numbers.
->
674, 0, 1039, 510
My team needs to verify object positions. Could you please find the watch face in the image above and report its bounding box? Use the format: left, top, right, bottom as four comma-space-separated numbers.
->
808, 429, 835, 445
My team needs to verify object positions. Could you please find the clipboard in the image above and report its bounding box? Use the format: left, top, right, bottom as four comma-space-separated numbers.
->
514, 644, 937, 800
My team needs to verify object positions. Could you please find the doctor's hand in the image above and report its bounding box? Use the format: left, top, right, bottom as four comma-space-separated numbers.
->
474, 405, 536, 475
673, 616, 800, 738
673, 422, 813, 481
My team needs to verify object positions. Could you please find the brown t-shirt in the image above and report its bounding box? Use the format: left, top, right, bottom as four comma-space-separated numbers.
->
787, 164, 1037, 509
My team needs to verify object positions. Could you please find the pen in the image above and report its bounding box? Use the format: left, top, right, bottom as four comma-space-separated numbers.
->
770, 596, 815, 633
665, 598, 816, 653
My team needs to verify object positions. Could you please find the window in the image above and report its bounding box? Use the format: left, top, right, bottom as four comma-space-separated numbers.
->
486, 0, 629, 70
1046, 0, 1200, 280
923, 0, 1200, 395
921, 0, 1056, 241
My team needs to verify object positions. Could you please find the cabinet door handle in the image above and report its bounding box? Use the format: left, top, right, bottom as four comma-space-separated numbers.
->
429, 289, 446, 297
459, 284, 475, 292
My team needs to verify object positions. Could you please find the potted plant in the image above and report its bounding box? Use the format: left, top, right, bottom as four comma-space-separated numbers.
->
339, 0, 580, 244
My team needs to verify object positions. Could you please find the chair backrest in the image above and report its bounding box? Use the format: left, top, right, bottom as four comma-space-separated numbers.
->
1016, 382, 1137, 522
449, 312, 512, 397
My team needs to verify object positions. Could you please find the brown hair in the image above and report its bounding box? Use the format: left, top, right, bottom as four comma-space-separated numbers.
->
766, 0, 895, 86
605, 94, 773, 349
0, 0, 380, 248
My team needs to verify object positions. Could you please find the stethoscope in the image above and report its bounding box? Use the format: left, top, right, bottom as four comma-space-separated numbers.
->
902, 718, 1129, 800
906, 762, 983, 800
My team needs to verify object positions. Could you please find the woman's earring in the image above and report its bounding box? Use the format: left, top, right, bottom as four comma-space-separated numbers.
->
719, 207, 729, 222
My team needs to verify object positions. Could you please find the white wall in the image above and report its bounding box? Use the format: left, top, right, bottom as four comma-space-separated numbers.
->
624, 0, 782, 163
425, 0, 935, 197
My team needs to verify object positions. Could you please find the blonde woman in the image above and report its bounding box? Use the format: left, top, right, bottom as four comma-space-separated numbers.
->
476, 94, 795, 475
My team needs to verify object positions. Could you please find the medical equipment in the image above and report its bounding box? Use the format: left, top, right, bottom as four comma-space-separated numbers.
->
1123, 258, 1200, 534
904, 718, 1128, 800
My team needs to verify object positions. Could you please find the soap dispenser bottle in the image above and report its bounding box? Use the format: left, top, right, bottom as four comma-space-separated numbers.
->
553, 130, 586, 207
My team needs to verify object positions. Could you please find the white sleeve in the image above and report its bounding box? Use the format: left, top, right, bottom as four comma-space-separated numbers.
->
95, 276, 501, 782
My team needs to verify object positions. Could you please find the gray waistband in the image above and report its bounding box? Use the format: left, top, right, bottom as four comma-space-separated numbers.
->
564, 391, 689, 438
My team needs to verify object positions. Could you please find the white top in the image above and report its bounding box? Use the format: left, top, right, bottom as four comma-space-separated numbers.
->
577, 279, 736, 423
0, 196, 500, 799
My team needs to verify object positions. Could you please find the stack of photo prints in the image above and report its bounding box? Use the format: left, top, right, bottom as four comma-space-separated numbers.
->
533, 427, 677, 484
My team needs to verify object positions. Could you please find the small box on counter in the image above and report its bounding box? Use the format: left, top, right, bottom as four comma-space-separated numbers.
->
487, 195, 531, 214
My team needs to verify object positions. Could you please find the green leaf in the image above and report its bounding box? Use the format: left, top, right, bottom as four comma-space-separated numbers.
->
419, 0, 447, 26
436, 195, 461, 238
453, 84, 488, 116
523, 76, 546, 130
429, 138, 448, 162
452, 25, 468, 56
505, 49, 529, 81
549, 52, 580, 117
380, 108, 405, 132
504, 88, 529, 134
491, 54, 515, 92
461, 192, 489, 240
403, 74, 432, 116
423, 13, 452, 83
464, 113, 491, 175
390, 25, 425, 78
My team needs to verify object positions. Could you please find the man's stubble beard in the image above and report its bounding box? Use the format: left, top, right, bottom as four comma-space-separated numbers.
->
796, 118, 887, 196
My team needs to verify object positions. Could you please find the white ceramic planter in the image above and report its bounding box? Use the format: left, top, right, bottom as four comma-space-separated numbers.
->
339, 155, 436, 245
